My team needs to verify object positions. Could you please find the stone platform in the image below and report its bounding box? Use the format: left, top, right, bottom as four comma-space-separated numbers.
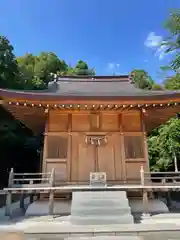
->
25, 197, 169, 217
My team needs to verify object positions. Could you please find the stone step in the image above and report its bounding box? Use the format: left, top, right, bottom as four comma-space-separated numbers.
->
70, 215, 134, 225
72, 199, 130, 207
72, 191, 127, 197
71, 206, 131, 216
72, 192, 128, 200
71, 191, 134, 225
65, 236, 140, 240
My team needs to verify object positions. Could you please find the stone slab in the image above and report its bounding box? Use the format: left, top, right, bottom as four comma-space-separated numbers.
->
70, 215, 134, 225
65, 237, 140, 240
151, 213, 180, 219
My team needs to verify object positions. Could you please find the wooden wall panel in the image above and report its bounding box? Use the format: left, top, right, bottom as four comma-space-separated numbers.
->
125, 162, 146, 180
47, 135, 68, 159
90, 113, 100, 130
71, 134, 79, 181
124, 135, 144, 159
72, 114, 90, 131
101, 114, 119, 131
46, 161, 67, 181
48, 112, 68, 132
122, 111, 142, 132
113, 134, 123, 180
77, 135, 95, 181
97, 135, 115, 180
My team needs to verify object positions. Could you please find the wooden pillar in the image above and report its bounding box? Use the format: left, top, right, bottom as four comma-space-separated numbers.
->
142, 190, 150, 216
119, 113, 126, 182
48, 168, 55, 215
30, 193, 34, 204
165, 191, 172, 209
5, 168, 14, 217
141, 109, 150, 172
42, 111, 49, 174
20, 193, 25, 210
67, 114, 72, 182
42, 133, 48, 173
141, 109, 154, 199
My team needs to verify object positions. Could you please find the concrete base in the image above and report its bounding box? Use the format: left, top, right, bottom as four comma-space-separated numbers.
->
25, 200, 71, 216
26, 198, 169, 217
141, 213, 180, 224
129, 199, 169, 214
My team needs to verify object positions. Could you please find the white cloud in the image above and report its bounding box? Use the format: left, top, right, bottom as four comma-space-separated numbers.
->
145, 32, 163, 48
144, 59, 149, 62
144, 32, 168, 60
108, 63, 115, 69
108, 62, 120, 70
155, 45, 167, 60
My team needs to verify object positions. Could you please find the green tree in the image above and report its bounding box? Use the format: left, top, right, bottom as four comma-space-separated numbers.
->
161, 10, 180, 72
151, 83, 163, 90
164, 73, 180, 90
17, 52, 68, 90
148, 118, 180, 171
131, 69, 154, 89
74, 60, 95, 76
0, 36, 21, 89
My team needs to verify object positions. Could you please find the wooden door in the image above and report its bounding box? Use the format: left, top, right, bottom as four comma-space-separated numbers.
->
97, 135, 116, 180
71, 134, 95, 182
71, 133, 122, 182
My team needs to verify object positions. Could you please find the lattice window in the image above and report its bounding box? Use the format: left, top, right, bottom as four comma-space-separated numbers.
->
124, 136, 144, 159
47, 136, 68, 159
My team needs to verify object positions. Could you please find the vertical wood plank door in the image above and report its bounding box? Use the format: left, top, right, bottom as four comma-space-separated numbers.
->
97, 135, 116, 181
71, 134, 95, 182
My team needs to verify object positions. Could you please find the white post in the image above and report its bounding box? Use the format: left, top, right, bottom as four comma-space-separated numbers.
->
174, 153, 178, 172
48, 168, 55, 215
140, 165, 144, 185
5, 168, 14, 217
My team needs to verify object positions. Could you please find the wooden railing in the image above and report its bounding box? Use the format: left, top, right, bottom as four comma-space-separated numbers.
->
3, 166, 180, 218
5, 168, 55, 217
9, 168, 52, 187
140, 166, 180, 185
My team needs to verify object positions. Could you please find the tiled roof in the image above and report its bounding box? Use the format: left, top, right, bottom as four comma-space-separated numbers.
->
0, 77, 180, 100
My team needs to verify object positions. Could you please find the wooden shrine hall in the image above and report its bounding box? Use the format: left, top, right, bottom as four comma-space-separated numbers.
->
1, 74, 180, 184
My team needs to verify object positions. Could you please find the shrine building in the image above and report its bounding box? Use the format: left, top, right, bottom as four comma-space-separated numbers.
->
0, 74, 180, 184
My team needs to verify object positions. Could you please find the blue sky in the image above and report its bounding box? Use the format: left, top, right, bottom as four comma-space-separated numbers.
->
0, 0, 179, 81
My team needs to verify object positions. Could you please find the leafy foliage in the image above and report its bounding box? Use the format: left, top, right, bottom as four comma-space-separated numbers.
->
148, 118, 180, 171
164, 73, 180, 90
0, 36, 95, 90
151, 83, 163, 90
131, 69, 157, 89
161, 10, 180, 73
0, 36, 21, 89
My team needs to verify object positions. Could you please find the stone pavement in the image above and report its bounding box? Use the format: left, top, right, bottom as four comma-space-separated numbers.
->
0, 194, 180, 239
